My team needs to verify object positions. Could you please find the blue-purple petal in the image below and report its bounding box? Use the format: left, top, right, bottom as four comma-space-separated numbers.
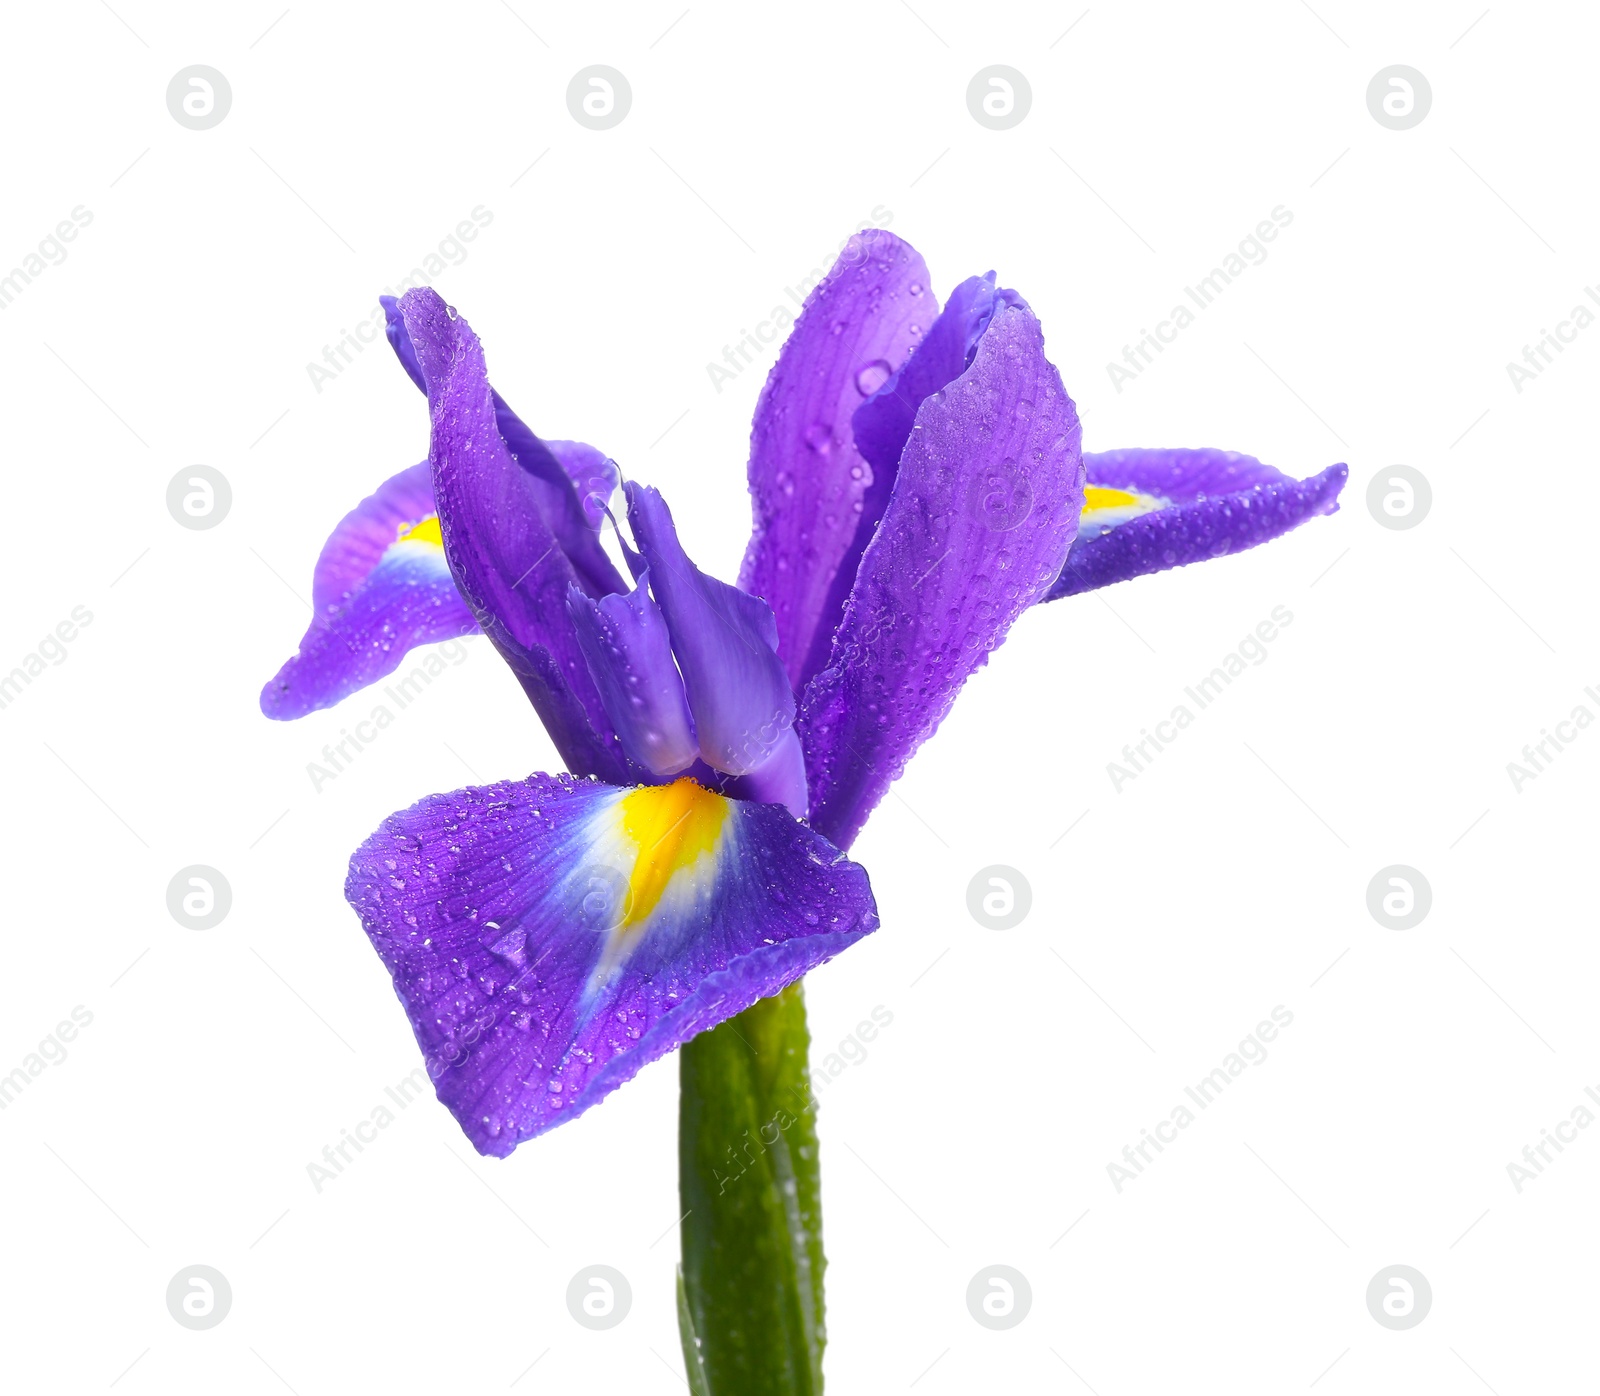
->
567, 572, 699, 778
628, 483, 798, 783
1045, 450, 1348, 600
398, 288, 630, 783
491, 398, 626, 599
547, 440, 620, 530
384, 294, 624, 598
850, 274, 1013, 483
802, 304, 1084, 849
799, 274, 1020, 684
381, 294, 426, 392
740, 230, 935, 687
345, 773, 878, 1155
260, 461, 478, 720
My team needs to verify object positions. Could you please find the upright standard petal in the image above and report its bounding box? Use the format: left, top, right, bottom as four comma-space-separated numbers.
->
260, 461, 478, 719
800, 273, 1021, 684
491, 400, 627, 600
398, 288, 630, 783
1044, 449, 1347, 600
740, 230, 935, 688
628, 484, 801, 786
383, 295, 624, 599
346, 774, 878, 1155
850, 275, 1016, 477
802, 304, 1084, 849
381, 294, 427, 392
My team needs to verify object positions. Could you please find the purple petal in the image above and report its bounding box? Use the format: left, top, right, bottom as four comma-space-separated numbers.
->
802, 304, 1084, 849
739, 230, 935, 688
1045, 450, 1348, 600
384, 294, 624, 597
628, 483, 799, 785
491, 399, 626, 599
798, 274, 1020, 684
261, 462, 478, 720
547, 440, 620, 530
722, 724, 809, 818
306, 459, 430, 613
346, 773, 878, 1155
381, 294, 427, 392
850, 275, 1014, 483
567, 572, 699, 778
398, 288, 630, 783
1085, 446, 1296, 496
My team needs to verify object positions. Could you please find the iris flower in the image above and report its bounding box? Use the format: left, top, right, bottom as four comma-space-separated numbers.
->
262, 230, 1345, 1158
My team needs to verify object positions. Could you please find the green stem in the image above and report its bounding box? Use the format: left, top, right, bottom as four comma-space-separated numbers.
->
677, 983, 826, 1394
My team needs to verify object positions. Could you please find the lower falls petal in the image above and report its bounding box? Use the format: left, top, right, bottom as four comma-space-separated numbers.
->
345, 774, 878, 1156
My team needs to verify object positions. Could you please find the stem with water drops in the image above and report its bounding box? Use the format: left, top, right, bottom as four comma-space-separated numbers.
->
677, 981, 826, 1394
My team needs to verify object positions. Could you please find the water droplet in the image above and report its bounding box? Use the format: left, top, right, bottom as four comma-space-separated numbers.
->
803, 423, 833, 454
855, 360, 892, 396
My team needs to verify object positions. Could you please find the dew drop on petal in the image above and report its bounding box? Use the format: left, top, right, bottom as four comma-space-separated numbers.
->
855, 360, 892, 396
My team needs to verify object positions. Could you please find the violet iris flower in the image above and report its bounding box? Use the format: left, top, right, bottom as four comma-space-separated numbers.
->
261, 230, 1346, 1157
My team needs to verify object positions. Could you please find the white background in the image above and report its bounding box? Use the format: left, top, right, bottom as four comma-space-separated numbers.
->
1, 1, 1594, 1391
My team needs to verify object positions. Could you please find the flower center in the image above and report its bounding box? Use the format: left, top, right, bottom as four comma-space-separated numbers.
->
617, 778, 729, 927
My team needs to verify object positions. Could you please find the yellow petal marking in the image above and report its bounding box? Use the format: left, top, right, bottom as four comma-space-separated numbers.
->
1082, 486, 1143, 515
399, 515, 443, 547
617, 778, 729, 928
